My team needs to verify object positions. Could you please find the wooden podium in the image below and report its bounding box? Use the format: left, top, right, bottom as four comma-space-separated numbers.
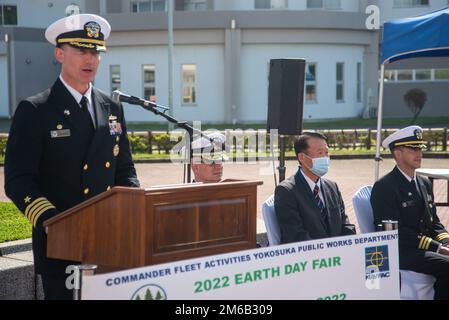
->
43, 180, 262, 271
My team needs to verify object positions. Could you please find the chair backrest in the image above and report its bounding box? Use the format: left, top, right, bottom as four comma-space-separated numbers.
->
352, 185, 436, 300
262, 194, 281, 246
352, 185, 375, 234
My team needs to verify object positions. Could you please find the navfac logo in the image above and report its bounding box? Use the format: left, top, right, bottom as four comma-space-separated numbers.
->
131, 284, 167, 300
365, 246, 391, 281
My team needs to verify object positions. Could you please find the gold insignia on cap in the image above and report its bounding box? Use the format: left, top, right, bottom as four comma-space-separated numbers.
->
109, 115, 118, 121
414, 129, 423, 140
24, 196, 31, 204
113, 144, 120, 157
46, 14, 110, 53
85, 21, 101, 38
57, 125, 63, 130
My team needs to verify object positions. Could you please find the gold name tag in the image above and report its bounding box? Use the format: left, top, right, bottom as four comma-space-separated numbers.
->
50, 129, 71, 138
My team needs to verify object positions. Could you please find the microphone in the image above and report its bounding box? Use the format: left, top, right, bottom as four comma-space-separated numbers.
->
111, 90, 168, 111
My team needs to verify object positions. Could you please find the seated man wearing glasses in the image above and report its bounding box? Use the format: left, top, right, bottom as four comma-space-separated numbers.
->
190, 132, 227, 183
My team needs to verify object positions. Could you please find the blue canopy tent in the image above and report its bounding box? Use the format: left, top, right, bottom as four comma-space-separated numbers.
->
375, 7, 449, 180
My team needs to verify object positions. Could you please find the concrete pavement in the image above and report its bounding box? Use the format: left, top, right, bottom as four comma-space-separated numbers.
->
1, 158, 448, 231
1, 158, 448, 299
132, 158, 449, 231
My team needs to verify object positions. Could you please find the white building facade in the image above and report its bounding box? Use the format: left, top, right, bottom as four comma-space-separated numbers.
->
1, 0, 448, 123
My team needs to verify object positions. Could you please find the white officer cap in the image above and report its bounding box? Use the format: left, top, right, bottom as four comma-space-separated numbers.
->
45, 14, 111, 52
382, 125, 427, 150
190, 132, 228, 163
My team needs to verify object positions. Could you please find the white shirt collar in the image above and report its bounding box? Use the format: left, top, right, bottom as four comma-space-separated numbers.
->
397, 166, 417, 182
59, 75, 93, 106
300, 168, 322, 192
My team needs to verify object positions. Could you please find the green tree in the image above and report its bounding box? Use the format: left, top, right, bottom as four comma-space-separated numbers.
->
145, 289, 154, 300
404, 88, 427, 125
155, 291, 163, 300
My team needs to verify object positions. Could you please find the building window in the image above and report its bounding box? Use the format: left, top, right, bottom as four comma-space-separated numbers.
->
384, 70, 396, 82
415, 69, 431, 81
435, 69, 449, 80
177, 0, 207, 11
393, 0, 429, 8
131, 0, 167, 13
357, 62, 362, 103
307, 0, 341, 10
110, 65, 121, 92
0, 5, 17, 25
384, 68, 449, 83
336, 63, 344, 102
182, 64, 197, 105
397, 70, 413, 81
255, 0, 287, 10
143, 65, 156, 102
305, 63, 317, 104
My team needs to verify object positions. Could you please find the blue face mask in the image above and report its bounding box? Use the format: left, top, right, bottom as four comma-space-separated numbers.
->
303, 154, 330, 177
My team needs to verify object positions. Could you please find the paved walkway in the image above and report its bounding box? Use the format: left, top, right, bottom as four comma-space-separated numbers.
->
1, 158, 448, 232
1, 159, 448, 299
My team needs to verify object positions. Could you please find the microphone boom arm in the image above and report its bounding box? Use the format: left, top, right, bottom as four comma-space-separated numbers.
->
113, 90, 213, 183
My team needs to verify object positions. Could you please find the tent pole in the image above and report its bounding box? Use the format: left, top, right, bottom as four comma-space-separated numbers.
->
374, 64, 385, 182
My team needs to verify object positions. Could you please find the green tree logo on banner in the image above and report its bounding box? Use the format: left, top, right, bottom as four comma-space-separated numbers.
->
131, 284, 167, 300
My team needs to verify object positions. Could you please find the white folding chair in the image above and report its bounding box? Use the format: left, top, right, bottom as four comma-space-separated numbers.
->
352, 186, 375, 234
262, 195, 281, 246
352, 185, 436, 300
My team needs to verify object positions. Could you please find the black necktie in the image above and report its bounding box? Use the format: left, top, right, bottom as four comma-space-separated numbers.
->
80, 96, 94, 131
411, 179, 422, 200
314, 184, 329, 233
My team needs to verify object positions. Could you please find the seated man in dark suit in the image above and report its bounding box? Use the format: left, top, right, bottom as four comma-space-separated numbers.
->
371, 126, 449, 300
275, 132, 355, 244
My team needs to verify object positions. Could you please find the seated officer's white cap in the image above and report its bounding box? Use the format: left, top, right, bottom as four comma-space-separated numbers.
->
45, 14, 111, 52
382, 125, 427, 150
191, 132, 228, 162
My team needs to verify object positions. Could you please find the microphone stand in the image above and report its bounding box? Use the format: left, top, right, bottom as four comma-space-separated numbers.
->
278, 135, 287, 183
131, 102, 209, 183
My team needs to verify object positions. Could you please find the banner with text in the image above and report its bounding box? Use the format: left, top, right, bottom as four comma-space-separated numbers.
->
81, 231, 400, 300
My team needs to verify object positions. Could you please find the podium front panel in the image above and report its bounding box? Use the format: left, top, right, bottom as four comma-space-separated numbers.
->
45, 182, 261, 270
146, 183, 257, 265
